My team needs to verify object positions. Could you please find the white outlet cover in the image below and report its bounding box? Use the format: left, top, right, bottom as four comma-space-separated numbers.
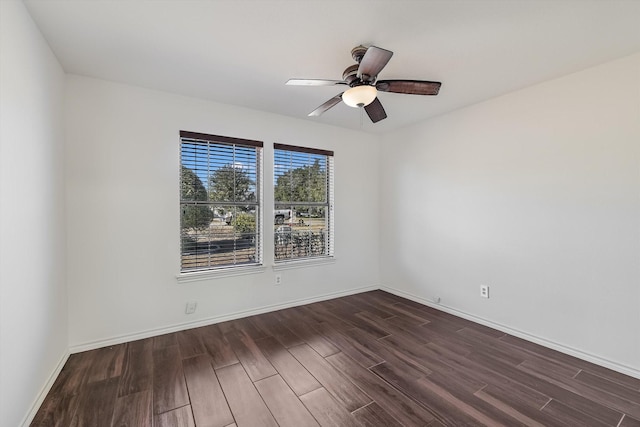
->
185, 301, 197, 314
480, 285, 489, 298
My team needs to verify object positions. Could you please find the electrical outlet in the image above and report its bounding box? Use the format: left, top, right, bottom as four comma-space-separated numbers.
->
185, 301, 197, 314
275, 274, 282, 286
480, 285, 489, 299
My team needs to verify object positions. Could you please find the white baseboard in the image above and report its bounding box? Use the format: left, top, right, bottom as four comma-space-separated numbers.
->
20, 349, 70, 427
381, 285, 640, 380
69, 285, 378, 353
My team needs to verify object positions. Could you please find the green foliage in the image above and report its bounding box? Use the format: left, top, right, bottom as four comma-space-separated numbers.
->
180, 166, 213, 230
181, 166, 207, 201
209, 165, 255, 203
274, 159, 326, 203
233, 212, 256, 234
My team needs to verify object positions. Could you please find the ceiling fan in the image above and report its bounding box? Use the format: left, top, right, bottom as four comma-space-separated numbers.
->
286, 45, 441, 123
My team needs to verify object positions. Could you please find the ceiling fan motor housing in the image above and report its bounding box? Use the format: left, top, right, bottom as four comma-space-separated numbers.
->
342, 64, 360, 86
351, 45, 368, 63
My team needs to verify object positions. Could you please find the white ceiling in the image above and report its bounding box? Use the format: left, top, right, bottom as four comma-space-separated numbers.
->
24, 0, 640, 134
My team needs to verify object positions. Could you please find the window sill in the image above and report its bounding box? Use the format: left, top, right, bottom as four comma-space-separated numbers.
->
272, 257, 336, 271
177, 264, 267, 283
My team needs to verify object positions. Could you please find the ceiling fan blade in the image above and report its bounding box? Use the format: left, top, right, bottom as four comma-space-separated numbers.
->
376, 80, 441, 95
357, 46, 393, 81
287, 79, 346, 86
364, 97, 387, 123
308, 94, 343, 116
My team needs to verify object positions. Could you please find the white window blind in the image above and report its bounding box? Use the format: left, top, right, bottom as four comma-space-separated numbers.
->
274, 143, 334, 262
180, 131, 263, 272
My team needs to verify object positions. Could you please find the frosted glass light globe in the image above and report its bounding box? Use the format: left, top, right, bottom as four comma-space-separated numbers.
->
342, 85, 377, 108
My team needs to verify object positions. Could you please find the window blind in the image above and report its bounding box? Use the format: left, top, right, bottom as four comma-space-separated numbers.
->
274, 143, 334, 262
180, 131, 263, 272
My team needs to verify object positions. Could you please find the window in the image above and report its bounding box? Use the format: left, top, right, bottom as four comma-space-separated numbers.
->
180, 131, 262, 272
274, 143, 334, 262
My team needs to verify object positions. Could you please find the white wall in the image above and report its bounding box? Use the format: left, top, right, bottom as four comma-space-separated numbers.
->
380, 53, 640, 375
65, 76, 380, 348
0, 2, 68, 425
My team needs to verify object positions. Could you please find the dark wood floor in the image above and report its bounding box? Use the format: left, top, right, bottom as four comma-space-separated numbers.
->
32, 290, 640, 427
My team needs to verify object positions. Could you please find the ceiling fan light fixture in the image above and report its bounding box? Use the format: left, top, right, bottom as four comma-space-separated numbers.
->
342, 85, 377, 108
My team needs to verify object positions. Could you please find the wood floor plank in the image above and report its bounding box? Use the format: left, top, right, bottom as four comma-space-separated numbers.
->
177, 328, 206, 359
392, 299, 470, 328
254, 336, 321, 396
420, 316, 468, 335
501, 334, 640, 391
273, 309, 341, 357
517, 358, 639, 420
422, 370, 527, 426
299, 387, 361, 427
153, 333, 177, 349
417, 323, 476, 356
353, 311, 393, 337
574, 370, 640, 403
234, 316, 269, 340
111, 390, 152, 427
468, 351, 625, 425
456, 328, 525, 366
216, 319, 240, 335
85, 344, 127, 383
31, 393, 80, 427
381, 302, 435, 324
464, 321, 507, 338
326, 299, 392, 338
325, 351, 436, 425
340, 326, 431, 379
152, 345, 189, 414
620, 414, 640, 427
224, 328, 277, 381
182, 355, 234, 427
541, 399, 613, 427
373, 314, 431, 344
249, 311, 305, 348
424, 341, 550, 408
383, 340, 488, 396
426, 364, 487, 396
154, 406, 195, 427
379, 333, 482, 389
216, 363, 278, 427
461, 329, 580, 381
47, 352, 92, 396
313, 321, 384, 368
480, 383, 556, 425
295, 304, 354, 331
516, 355, 580, 381
371, 362, 498, 426
342, 293, 397, 319
118, 338, 153, 397
474, 389, 552, 427
255, 375, 320, 427
289, 344, 372, 412
352, 402, 403, 427
69, 377, 119, 427
200, 324, 239, 369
